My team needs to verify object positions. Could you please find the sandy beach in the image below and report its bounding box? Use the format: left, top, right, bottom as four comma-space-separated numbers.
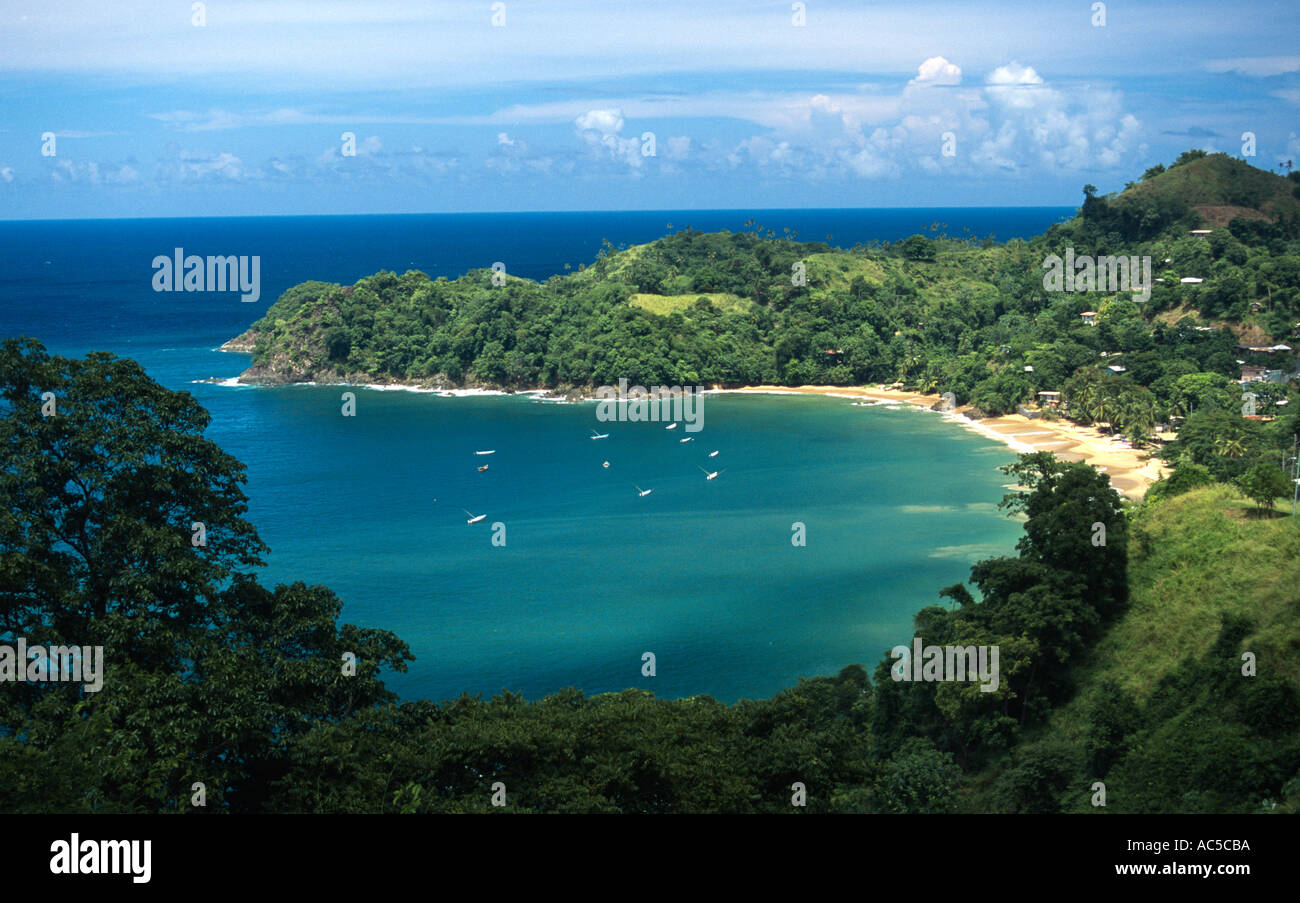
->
726, 384, 1167, 498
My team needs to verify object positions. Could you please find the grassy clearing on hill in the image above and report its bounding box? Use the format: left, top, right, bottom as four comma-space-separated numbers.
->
1055, 484, 1300, 729
965, 484, 1300, 814
1121, 152, 1300, 222
628, 292, 752, 315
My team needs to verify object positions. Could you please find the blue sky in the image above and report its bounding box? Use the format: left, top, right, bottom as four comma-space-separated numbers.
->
1, 0, 1298, 218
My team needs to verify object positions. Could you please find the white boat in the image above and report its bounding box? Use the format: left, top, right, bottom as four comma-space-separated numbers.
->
475, 450, 495, 455
708, 450, 719, 458
463, 509, 487, 524
679, 437, 693, 443
699, 466, 723, 481
635, 484, 653, 497
665, 423, 678, 430
590, 429, 609, 439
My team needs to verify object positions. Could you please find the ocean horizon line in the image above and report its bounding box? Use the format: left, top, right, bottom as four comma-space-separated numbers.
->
0, 204, 1079, 226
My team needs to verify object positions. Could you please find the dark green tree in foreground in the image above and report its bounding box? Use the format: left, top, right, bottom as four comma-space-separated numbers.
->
999, 452, 1129, 617
3, 338, 1291, 814
0, 338, 412, 812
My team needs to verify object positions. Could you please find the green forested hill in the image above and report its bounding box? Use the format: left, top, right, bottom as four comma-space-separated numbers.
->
213, 154, 1300, 814
235, 153, 1300, 438
971, 485, 1300, 814
233, 152, 1300, 508
7, 342, 1296, 813
6, 153, 1300, 814
1121, 149, 1300, 224
250, 472, 1299, 814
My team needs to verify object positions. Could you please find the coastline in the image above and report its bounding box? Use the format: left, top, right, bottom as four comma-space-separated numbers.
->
212, 362, 1166, 497
723, 384, 1166, 498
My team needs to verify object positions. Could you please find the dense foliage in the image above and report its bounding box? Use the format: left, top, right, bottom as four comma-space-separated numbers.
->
5, 152, 1298, 813
0, 339, 413, 811
3, 339, 1296, 813
244, 153, 1299, 413
242, 153, 1300, 502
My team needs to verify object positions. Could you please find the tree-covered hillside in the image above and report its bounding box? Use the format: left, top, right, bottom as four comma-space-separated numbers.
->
236, 153, 1300, 431
235, 151, 1300, 513
4, 339, 1297, 813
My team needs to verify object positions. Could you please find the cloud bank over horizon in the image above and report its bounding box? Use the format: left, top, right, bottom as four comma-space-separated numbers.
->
1, 0, 1297, 217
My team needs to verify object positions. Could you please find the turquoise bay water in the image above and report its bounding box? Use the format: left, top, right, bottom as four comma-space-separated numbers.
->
206, 385, 1023, 703
0, 210, 1054, 703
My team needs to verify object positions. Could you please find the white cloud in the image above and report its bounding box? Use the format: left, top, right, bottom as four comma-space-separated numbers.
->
911, 56, 962, 86
176, 151, 245, 181
985, 62, 1049, 111
723, 58, 1141, 181
843, 143, 897, 178
575, 109, 625, 135
485, 130, 562, 174
987, 62, 1045, 86
973, 75, 1140, 172
0, 166, 13, 183
46, 159, 140, 185
574, 108, 644, 169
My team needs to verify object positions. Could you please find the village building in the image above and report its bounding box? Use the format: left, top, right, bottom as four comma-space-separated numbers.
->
1240, 365, 1286, 384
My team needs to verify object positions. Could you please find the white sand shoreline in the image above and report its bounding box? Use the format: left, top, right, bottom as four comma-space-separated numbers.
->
204, 376, 1163, 496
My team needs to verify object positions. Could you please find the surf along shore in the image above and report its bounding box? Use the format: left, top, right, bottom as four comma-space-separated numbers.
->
218, 333, 1165, 498
723, 384, 1167, 499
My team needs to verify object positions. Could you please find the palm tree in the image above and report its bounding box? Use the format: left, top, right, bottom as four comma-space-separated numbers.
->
1216, 435, 1247, 459
1114, 390, 1154, 442
1080, 382, 1100, 423
1067, 376, 1099, 424
1094, 389, 1118, 432
899, 344, 923, 379
1168, 392, 1191, 422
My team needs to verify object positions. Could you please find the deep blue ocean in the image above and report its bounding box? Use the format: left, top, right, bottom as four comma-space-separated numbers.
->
0, 209, 1068, 703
